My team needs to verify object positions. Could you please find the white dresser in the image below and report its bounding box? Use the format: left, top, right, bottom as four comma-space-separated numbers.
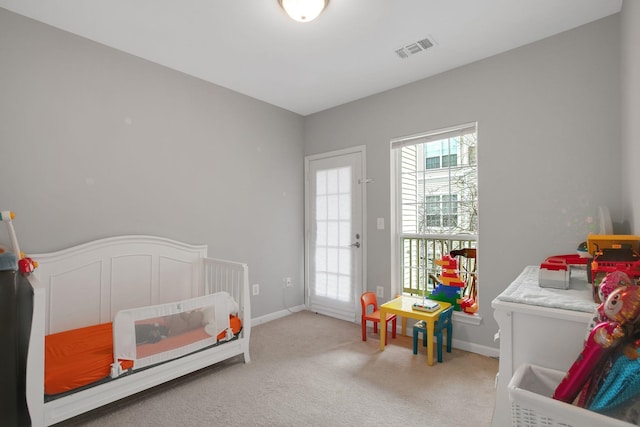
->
491, 266, 597, 427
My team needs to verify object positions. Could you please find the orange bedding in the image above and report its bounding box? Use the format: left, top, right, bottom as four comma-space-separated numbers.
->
45, 323, 132, 395
45, 316, 242, 396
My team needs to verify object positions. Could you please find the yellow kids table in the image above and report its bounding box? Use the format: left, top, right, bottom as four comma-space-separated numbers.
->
379, 295, 452, 366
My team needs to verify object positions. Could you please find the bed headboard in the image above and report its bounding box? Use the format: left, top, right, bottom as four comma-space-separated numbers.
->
29, 235, 208, 335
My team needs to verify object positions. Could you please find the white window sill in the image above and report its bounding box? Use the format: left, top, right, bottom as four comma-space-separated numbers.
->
453, 310, 482, 326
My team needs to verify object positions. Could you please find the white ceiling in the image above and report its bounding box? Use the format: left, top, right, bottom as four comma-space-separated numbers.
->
0, 0, 623, 116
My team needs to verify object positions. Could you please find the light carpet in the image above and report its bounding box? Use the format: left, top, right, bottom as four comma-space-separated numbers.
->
57, 311, 499, 427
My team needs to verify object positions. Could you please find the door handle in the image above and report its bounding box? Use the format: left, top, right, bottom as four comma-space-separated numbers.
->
350, 242, 360, 248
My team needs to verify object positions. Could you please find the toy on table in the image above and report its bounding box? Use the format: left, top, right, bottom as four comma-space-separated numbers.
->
412, 298, 440, 312
0, 211, 37, 274
553, 285, 640, 404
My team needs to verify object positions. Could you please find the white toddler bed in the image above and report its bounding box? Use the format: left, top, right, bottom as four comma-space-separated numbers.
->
25, 235, 251, 426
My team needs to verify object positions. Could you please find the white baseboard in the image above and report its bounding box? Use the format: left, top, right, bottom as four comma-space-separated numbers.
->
451, 338, 499, 358
251, 305, 306, 327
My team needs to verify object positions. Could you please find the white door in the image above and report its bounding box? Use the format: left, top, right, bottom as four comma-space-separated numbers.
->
305, 147, 365, 322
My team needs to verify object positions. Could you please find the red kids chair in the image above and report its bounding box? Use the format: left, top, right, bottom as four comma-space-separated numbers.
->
361, 291, 397, 344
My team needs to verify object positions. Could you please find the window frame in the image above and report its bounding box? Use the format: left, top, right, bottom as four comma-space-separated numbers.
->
390, 122, 480, 324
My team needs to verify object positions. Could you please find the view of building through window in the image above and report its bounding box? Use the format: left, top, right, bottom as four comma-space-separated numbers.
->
393, 123, 478, 299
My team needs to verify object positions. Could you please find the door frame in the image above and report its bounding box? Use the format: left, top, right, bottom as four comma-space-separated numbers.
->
304, 145, 367, 322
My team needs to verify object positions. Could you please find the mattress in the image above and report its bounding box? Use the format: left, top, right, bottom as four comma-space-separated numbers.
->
45, 315, 242, 396
45, 322, 132, 395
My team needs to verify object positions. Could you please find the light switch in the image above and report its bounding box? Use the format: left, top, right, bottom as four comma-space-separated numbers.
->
376, 217, 384, 230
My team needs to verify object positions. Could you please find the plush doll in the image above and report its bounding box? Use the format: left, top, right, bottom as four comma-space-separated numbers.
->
585, 272, 633, 342
599, 272, 633, 305
553, 285, 640, 404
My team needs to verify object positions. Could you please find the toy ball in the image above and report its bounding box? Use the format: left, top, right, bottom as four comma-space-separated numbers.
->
604, 285, 640, 324
599, 271, 633, 303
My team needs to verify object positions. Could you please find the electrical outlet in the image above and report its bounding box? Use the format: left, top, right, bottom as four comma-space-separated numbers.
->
252, 283, 259, 296
285, 277, 292, 287
376, 286, 384, 298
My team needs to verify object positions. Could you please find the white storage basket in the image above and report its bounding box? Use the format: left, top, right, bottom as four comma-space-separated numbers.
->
507, 363, 635, 427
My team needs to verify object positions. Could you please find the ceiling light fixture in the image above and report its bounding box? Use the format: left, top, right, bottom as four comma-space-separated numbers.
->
278, 0, 328, 23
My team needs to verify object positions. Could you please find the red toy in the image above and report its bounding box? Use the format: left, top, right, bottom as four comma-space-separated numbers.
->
432, 254, 478, 313
538, 253, 587, 289
459, 297, 478, 314
436, 256, 466, 288
590, 248, 640, 289
586, 235, 640, 287
18, 257, 37, 274
0, 211, 37, 274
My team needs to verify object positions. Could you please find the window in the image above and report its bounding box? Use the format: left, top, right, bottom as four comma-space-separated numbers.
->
391, 123, 478, 307
426, 140, 458, 170
425, 195, 441, 226
442, 194, 458, 227
424, 195, 458, 227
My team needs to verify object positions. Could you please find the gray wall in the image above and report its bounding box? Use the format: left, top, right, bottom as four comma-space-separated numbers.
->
0, 9, 305, 319
622, 1, 640, 232
304, 15, 622, 352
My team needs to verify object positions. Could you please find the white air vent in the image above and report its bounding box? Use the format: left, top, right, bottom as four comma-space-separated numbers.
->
395, 37, 435, 59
